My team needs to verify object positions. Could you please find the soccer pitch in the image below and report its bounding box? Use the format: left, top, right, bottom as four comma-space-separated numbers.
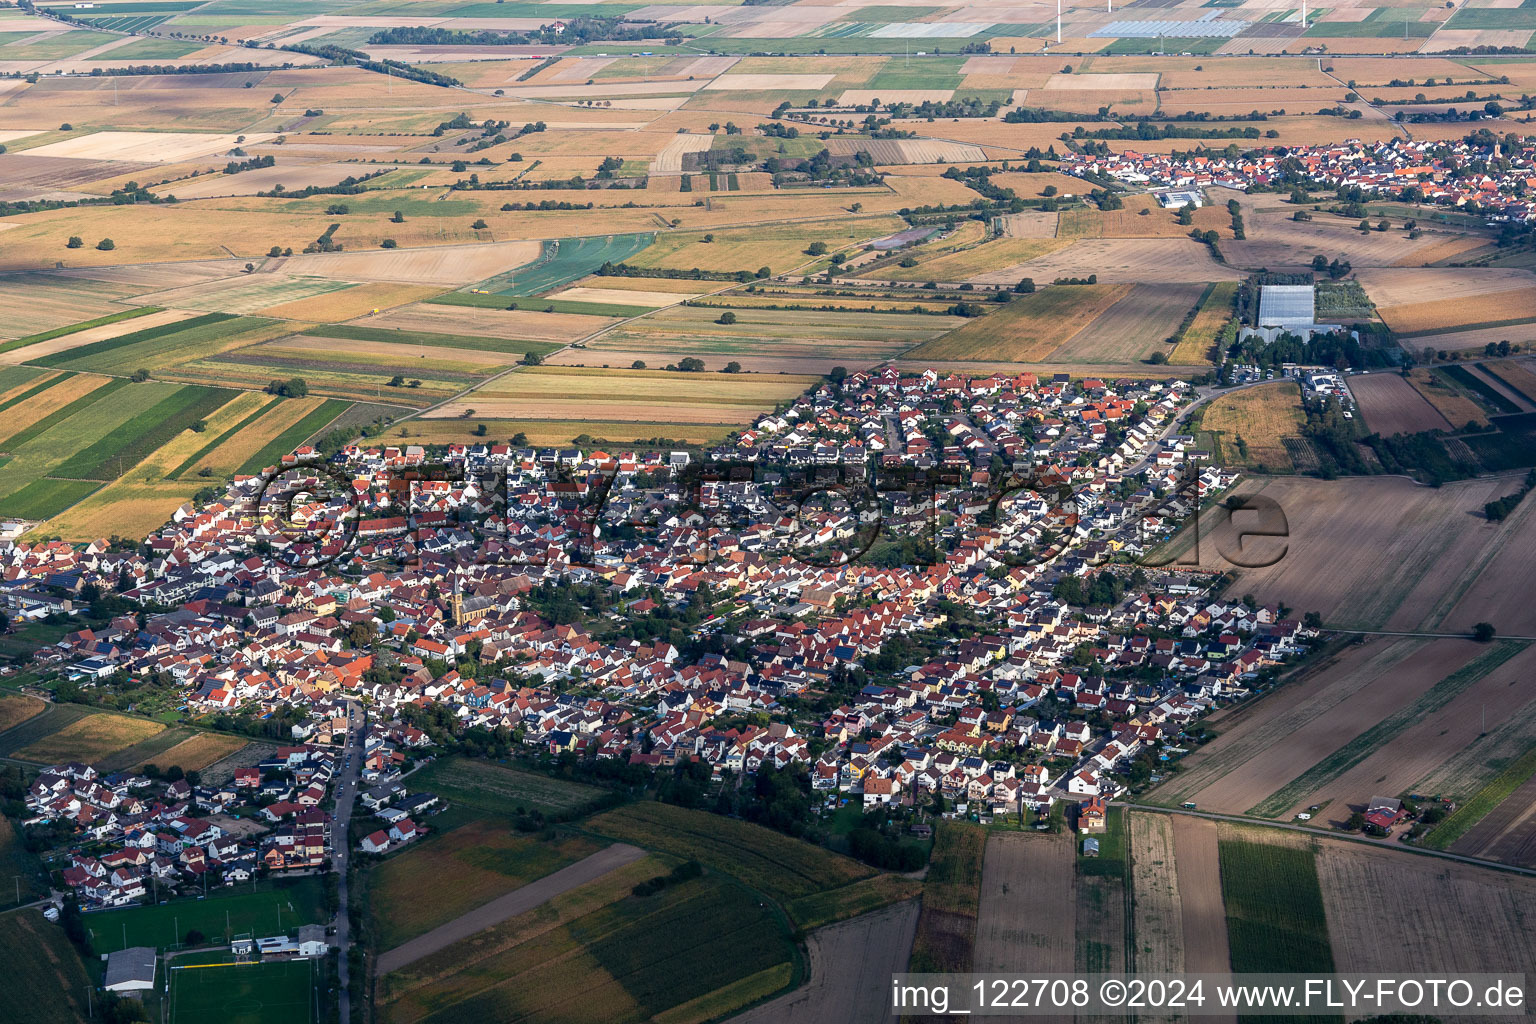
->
168, 958, 317, 1024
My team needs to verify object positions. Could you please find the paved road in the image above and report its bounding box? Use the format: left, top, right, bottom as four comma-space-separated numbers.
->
373, 842, 647, 977
1121, 802, 1536, 878
332, 702, 365, 1023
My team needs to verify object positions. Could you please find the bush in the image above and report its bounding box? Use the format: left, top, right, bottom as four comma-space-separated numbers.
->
381, 238, 398, 248
471, 219, 488, 229
66, 236, 82, 249
716, 311, 737, 325
96, 238, 115, 251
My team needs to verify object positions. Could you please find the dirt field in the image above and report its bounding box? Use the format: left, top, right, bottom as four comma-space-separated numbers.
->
1317, 839, 1536, 1004
373, 842, 646, 977
1349, 371, 1452, 435
906, 285, 1132, 362
1169, 816, 1231, 980
1354, 267, 1536, 310
1433, 480, 1536, 637
1128, 813, 1184, 977
972, 238, 1242, 286
1223, 214, 1463, 271
974, 832, 1076, 973
1199, 381, 1306, 471
276, 241, 542, 286
1285, 643, 1536, 825
1451, 770, 1536, 867
1048, 283, 1204, 364
1149, 637, 1456, 811
1179, 474, 1532, 632
732, 900, 918, 1024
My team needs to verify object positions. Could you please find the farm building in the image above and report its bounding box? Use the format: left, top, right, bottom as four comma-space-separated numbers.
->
1243, 285, 1344, 343
1157, 189, 1203, 209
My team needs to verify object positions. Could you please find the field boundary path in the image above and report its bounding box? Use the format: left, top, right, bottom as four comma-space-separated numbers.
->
1122, 803, 1536, 878
372, 842, 646, 976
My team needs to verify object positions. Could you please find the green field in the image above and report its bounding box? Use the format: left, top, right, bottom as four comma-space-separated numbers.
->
1218, 835, 1335, 974
170, 955, 319, 1024
410, 756, 609, 823
85, 878, 327, 953
473, 233, 655, 296
0, 478, 102, 520
0, 702, 95, 755
54, 385, 235, 481
1423, 745, 1536, 850
586, 801, 874, 904
384, 870, 795, 1024
907, 821, 985, 974
0, 909, 93, 1024
30, 314, 284, 376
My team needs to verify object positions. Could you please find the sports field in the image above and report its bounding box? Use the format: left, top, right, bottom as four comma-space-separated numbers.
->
86, 878, 327, 953
170, 956, 319, 1024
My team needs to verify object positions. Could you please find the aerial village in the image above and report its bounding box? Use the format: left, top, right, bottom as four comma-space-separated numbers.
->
3, 365, 1331, 911
1069, 134, 1536, 220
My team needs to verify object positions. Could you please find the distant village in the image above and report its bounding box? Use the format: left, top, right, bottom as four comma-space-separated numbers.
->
1067, 134, 1536, 221
2, 365, 1331, 911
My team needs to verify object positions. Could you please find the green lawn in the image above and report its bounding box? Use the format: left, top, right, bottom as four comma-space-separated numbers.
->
85, 877, 327, 953
169, 955, 320, 1024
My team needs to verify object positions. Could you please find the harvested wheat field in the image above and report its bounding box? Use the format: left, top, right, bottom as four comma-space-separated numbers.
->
1318, 839, 1536, 996
13, 712, 163, 764
1281, 643, 1536, 826
356, 304, 615, 344
1407, 368, 1490, 428
425, 366, 818, 425
906, 285, 1131, 363
1048, 283, 1204, 364
131, 731, 247, 773
1199, 381, 1306, 471
0, 693, 45, 732
276, 241, 543, 286
258, 283, 444, 322
1355, 267, 1536, 310
1178, 475, 1531, 632
974, 832, 1076, 973
1128, 813, 1184, 979
1223, 215, 1466, 271
974, 238, 1242, 286
874, 236, 1067, 284
1349, 372, 1452, 435
1058, 197, 1229, 239
24, 131, 273, 163
1432, 484, 1536, 637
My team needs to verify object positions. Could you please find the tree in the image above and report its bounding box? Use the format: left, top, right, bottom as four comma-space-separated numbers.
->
391, 211, 405, 223
471, 219, 488, 229
701, 233, 714, 242
723, 361, 742, 373
388, 375, 405, 387
97, 238, 115, 251
66, 236, 82, 249
1014, 277, 1036, 294
1147, 351, 1168, 364
130, 369, 150, 383
523, 350, 543, 366
271, 93, 284, 103
631, 360, 646, 369
1176, 203, 1194, 226
677, 357, 706, 372
474, 422, 488, 436
1346, 811, 1366, 831
265, 377, 308, 398
716, 311, 737, 325
1473, 622, 1496, 642
267, 245, 282, 257
381, 238, 398, 248
828, 366, 848, 385
806, 241, 829, 256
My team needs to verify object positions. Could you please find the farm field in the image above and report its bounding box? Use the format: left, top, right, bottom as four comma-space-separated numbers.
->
1169, 281, 1235, 365
974, 832, 1075, 972
907, 821, 985, 974
1179, 474, 1535, 633
1127, 813, 1184, 978
1047, 282, 1205, 364
369, 821, 604, 949
972, 238, 1241, 287
424, 366, 818, 427
1350, 371, 1453, 436
0, 909, 93, 1024
1217, 830, 1334, 973
586, 802, 874, 904
128, 731, 248, 773
906, 285, 1131, 363
1197, 381, 1306, 471
403, 757, 608, 824
11, 711, 164, 764
0, 693, 46, 732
